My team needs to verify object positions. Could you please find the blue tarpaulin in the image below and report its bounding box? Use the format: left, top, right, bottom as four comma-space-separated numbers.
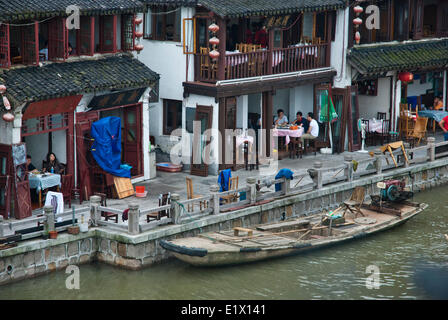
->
90, 117, 131, 178
218, 169, 232, 192
275, 168, 294, 192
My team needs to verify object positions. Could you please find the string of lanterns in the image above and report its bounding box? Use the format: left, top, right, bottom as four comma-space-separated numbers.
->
0, 85, 14, 122
353, 2, 363, 45
134, 16, 144, 53
208, 23, 220, 60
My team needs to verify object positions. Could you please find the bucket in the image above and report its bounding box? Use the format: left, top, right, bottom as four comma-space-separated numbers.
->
79, 223, 89, 233
135, 186, 145, 193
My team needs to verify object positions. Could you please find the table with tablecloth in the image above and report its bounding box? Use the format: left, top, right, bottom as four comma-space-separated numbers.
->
28, 173, 61, 207
367, 119, 383, 133
273, 128, 304, 146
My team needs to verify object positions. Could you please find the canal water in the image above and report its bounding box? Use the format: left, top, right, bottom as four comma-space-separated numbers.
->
1, 186, 447, 300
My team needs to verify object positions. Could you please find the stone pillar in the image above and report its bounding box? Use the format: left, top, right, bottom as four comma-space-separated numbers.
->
281, 177, 291, 195
210, 184, 221, 215
170, 193, 181, 224
89, 195, 101, 227
44, 205, 55, 235
309, 161, 323, 189
374, 150, 384, 175
128, 204, 140, 235
427, 137, 436, 162
246, 177, 257, 204
403, 142, 411, 168
344, 155, 353, 182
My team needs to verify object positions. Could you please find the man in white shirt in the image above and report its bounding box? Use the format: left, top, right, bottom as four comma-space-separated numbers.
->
274, 109, 288, 125
301, 112, 319, 145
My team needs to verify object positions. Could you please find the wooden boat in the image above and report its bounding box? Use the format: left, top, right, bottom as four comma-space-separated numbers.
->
160, 201, 427, 267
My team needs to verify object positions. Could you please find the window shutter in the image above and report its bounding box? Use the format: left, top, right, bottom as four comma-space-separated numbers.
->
78, 16, 94, 56
122, 14, 135, 51
100, 15, 117, 53
0, 24, 10, 68
49, 18, 68, 61
22, 21, 39, 65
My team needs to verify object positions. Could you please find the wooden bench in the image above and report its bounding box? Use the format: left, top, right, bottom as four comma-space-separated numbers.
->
233, 227, 253, 237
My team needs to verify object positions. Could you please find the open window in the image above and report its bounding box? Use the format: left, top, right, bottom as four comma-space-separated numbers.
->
144, 6, 181, 41
48, 18, 68, 61
8, 22, 39, 66
163, 99, 182, 135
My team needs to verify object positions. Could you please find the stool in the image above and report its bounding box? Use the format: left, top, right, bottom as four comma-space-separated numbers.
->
95, 192, 118, 223
289, 138, 303, 159
304, 139, 317, 156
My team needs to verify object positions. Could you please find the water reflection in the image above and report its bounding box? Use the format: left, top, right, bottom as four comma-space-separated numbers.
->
0, 186, 447, 300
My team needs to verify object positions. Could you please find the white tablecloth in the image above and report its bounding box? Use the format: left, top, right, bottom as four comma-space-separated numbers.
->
273, 128, 305, 145
226, 51, 248, 66
367, 119, 383, 133
28, 173, 61, 193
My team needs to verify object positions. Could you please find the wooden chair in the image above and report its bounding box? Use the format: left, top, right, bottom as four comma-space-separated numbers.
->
147, 193, 171, 223
361, 119, 373, 146
342, 186, 365, 218
377, 112, 387, 120
200, 47, 216, 79
220, 176, 239, 204
375, 119, 391, 146
60, 174, 73, 208
407, 117, 428, 147
186, 177, 208, 212
236, 43, 248, 53
95, 192, 118, 223
312, 37, 321, 44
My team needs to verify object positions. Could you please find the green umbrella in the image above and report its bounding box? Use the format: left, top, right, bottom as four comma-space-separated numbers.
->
319, 90, 338, 152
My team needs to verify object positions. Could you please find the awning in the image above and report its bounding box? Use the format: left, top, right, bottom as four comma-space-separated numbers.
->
22, 95, 82, 120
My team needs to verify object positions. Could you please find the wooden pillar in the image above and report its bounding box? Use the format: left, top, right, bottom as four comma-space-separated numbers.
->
267, 28, 274, 75
325, 12, 333, 67
262, 91, 273, 158
67, 112, 75, 178
217, 17, 227, 80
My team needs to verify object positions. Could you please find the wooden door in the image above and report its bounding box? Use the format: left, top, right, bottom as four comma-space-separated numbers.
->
347, 86, 361, 152
0, 144, 12, 219
314, 83, 332, 143
12, 143, 32, 219
123, 104, 142, 177
219, 97, 237, 171
191, 105, 213, 176
331, 88, 348, 154
76, 112, 99, 203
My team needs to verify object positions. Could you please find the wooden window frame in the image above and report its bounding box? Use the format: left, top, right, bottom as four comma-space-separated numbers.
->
99, 15, 117, 53
163, 99, 183, 135
143, 5, 181, 42
0, 24, 11, 68
76, 16, 95, 56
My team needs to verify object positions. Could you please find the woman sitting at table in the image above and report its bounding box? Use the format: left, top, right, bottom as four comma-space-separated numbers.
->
42, 152, 64, 174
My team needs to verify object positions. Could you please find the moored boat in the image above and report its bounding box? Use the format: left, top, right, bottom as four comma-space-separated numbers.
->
160, 201, 427, 267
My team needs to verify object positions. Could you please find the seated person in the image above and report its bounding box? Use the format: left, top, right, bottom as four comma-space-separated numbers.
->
439, 115, 448, 141
301, 112, 319, 145
26, 155, 39, 173
433, 96, 444, 110
42, 152, 65, 174
39, 41, 48, 61
274, 109, 288, 126
292, 111, 309, 132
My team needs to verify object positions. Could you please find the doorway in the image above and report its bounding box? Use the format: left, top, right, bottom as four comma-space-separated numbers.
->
191, 105, 213, 176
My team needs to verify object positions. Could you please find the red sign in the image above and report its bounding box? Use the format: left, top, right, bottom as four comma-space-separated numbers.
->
22, 95, 83, 120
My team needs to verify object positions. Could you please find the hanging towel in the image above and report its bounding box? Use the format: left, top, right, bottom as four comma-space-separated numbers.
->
44, 191, 64, 215
275, 169, 294, 192
218, 169, 232, 192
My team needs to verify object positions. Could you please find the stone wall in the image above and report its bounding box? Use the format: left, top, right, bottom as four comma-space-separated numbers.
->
2, 157, 448, 285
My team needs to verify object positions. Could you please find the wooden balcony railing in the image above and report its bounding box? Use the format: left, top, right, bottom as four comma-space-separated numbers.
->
194, 43, 330, 83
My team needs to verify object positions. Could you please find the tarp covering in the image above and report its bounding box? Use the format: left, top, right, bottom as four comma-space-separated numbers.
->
218, 169, 232, 192
90, 117, 131, 178
275, 168, 294, 192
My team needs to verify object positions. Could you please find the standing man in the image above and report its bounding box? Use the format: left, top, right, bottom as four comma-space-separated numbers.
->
301, 112, 319, 145
439, 115, 448, 141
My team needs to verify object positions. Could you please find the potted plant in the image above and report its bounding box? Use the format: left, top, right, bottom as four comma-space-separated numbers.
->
49, 230, 58, 239
67, 206, 80, 235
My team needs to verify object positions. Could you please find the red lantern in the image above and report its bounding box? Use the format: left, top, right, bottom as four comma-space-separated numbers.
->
2, 96, 10, 110
209, 49, 220, 59
353, 18, 363, 25
2, 112, 14, 122
209, 37, 220, 46
134, 17, 143, 25
399, 72, 414, 83
355, 32, 361, 44
0, 85, 6, 94
208, 23, 219, 33
135, 31, 143, 38
135, 44, 144, 52
354, 6, 364, 14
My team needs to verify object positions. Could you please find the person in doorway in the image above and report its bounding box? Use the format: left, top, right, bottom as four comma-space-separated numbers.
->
301, 112, 319, 145
43, 152, 64, 174
274, 109, 288, 126
26, 155, 38, 173
292, 111, 309, 132
433, 96, 444, 110
438, 115, 448, 141
255, 24, 268, 48
39, 41, 48, 61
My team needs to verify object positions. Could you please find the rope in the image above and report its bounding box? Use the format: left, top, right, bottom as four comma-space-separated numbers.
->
171, 199, 203, 233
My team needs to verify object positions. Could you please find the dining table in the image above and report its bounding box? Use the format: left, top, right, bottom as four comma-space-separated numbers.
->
28, 173, 61, 207
273, 127, 305, 147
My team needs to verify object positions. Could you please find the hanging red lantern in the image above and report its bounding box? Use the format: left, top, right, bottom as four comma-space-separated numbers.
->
135, 44, 144, 52
2, 112, 14, 122
208, 23, 219, 33
2, 96, 10, 110
355, 32, 361, 44
0, 85, 6, 94
209, 49, 220, 60
354, 6, 364, 14
135, 31, 143, 38
399, 72, 414, 83
209, 37, 220, 46
353, 18, 363, 25
134, 17, 143, 25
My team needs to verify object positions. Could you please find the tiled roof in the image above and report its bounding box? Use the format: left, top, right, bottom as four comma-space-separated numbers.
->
347, 39, 448, 74
0, 54, 159, 109
143, 0, 345, 17
0, 0, 144, 22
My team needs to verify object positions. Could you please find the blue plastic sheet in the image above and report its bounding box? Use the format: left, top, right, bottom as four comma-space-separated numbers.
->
90, 117, 131, 178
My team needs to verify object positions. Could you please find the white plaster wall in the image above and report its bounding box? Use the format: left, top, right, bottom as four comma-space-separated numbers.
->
357, 77, 392, 119
332, 8, 351, 89
248, 94, 262, 114
52, 130, 67, 164
290, 84, 314, 118
407, 78, 433, 100
0, 120, 13, 145
236, 95, 248, 129
24, 133, 49, 170
273, 88, 290, 120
